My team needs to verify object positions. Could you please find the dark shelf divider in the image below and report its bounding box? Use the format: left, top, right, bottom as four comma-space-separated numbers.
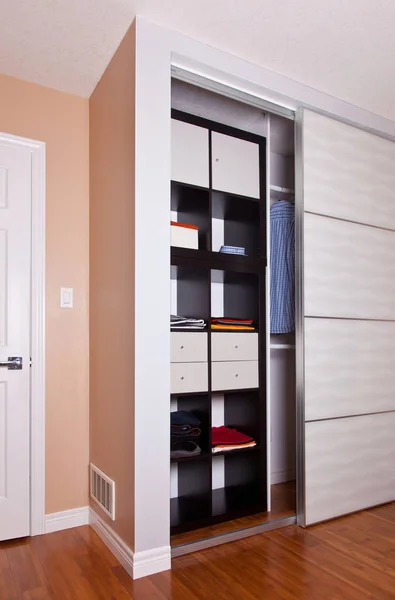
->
211, 445, 260, 459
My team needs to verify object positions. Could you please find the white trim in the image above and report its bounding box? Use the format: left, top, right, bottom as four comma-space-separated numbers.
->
133, 546, 172, 580
45, 506, 89, 534
89, 508, 171, 580
0, 132, 46, 536
90, 508, 134, 578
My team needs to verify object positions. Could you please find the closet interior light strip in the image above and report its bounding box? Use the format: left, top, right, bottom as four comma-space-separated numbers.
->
171, 65, 296, 121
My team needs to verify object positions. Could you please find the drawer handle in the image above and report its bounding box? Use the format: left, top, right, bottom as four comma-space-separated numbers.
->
235, 345, 239, 349
235, 374, 239, 378
180, 345, 184, 349
180, 376, 184, 380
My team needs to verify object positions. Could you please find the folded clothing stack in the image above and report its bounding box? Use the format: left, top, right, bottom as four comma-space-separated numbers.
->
171, 315, 206, 330
171, 410, 202, 458
211, 318, 255, 331
212, 426, 256, 454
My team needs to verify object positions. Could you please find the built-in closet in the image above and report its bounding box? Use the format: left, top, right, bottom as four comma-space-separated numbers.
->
169, 80, 296, 546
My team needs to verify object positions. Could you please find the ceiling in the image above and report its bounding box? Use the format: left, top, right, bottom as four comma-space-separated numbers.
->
1, 0, 395, 120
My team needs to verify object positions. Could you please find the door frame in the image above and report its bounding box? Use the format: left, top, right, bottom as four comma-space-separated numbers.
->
0, 132, 46, 536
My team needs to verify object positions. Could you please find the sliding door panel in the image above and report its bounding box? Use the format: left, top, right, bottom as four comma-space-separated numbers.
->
305, 319, 395, 421
305, 213, 395, 320
305, 413, 395, 525
304, 110, 395, 229
299, 109, 395, 526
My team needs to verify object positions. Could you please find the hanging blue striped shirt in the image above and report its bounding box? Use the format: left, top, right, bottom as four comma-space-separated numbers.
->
270, 200, 295, 334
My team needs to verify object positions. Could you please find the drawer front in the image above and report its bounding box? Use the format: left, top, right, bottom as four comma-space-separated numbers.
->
171, 332, 207, 363
211, 131, 260, 199
212, 361, 259, 392
171, 119, 209, 188
171, 362, 208, 394
211, 332, 258, 362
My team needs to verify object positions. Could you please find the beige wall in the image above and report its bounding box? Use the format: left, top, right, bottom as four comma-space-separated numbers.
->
0, 74, 90, 514
89, 23, 136, 547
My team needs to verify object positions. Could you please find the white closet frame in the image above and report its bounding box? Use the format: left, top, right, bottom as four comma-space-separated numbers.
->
132, 17, 395, 557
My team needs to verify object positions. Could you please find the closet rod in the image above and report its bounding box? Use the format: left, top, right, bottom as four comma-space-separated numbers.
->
270, 344, 295, 350
270, 185, 294, 195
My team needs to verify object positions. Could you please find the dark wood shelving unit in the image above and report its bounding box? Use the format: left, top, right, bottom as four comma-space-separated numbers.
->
170, 109, 267, 536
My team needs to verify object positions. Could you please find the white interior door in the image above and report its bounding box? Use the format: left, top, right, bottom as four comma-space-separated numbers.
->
0, 141, 32, 540
299, 109, 395, 526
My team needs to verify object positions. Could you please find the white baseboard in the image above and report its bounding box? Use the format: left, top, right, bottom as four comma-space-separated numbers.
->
271, 469, 296, 485
89, 508, 171, 580
45, 506, 90, 534
133, 545, 171, 580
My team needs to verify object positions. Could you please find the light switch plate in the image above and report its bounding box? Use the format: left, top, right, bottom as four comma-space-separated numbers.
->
60, 287, 73, 308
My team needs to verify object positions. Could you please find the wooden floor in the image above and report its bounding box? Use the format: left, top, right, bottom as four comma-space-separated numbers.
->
172, 480, 296, 546
3, 502, 395, 598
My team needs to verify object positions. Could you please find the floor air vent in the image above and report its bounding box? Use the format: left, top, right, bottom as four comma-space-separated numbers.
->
90, 464, 115, 520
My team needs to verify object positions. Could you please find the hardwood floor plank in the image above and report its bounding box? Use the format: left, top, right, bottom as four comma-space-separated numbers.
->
22, 588, 57, 599
34, 527, 132, 600
77, 526, 119, 568
364, 503, 395, 525
4, 503, 395, 599
236, 529, 360, 600
6, 538, 52, 596
275, 526, 391, 599
311, 511, 395, 571
0, 542, 19, 600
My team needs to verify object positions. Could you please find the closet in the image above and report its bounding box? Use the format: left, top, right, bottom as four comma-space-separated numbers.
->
170, 80, 296, 544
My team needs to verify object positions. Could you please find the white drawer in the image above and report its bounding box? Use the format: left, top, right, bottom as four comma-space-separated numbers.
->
211, 332, 258, 362
171, 362, 208, 394
171, 332, 207, 363
212, 361, 259, 391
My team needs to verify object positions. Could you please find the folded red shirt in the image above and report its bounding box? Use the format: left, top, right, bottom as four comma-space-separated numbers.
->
212, 426, 254, 446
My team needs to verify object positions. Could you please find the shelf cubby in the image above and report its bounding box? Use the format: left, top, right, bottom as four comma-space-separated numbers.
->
211, 269, 260, 324
171, 459, 212, 533
212, 190, 261, 258
223, 389, 261, 447
212, 481, 263, 520
171, 181, 210, 251
171, 393, 211, 457
171, 264, 210, 322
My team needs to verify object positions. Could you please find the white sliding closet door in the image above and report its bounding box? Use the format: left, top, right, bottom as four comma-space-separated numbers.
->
299, 109, 395, 526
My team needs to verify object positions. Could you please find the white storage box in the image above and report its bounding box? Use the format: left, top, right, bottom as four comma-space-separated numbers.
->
171, 221, 199, 250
